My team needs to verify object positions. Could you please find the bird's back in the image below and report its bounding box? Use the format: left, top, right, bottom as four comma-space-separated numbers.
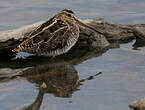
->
17, 16, 80, 56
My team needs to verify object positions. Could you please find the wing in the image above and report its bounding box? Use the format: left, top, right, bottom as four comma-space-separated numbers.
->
18, 18, 66, 51
28, 16, 56, 37
18, 18, 79, 56
38, 24, 79, 56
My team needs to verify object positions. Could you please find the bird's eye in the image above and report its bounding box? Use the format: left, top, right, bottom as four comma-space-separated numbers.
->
67, 14, 71, 17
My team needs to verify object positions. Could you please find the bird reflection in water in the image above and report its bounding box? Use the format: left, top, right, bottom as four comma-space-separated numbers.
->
18, 62, 79, 110
17, 62, 101, 110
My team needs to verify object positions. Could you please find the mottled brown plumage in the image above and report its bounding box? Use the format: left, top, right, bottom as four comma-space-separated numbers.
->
13, 9, 99, 56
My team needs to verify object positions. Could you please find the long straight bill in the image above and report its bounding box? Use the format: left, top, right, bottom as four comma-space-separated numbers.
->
74, 18, 103, 34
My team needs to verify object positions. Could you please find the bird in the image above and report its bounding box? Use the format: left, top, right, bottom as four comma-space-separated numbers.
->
13, 9, 102, 57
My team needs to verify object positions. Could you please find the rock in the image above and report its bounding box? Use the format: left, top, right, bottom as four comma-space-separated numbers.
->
129, 97, 145, 110
1, 18, 145, 54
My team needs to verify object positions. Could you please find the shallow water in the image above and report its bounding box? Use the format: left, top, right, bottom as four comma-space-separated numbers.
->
0, 0, 145, 110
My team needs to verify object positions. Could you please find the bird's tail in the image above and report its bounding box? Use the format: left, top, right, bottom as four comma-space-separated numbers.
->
12, 48, 20, 53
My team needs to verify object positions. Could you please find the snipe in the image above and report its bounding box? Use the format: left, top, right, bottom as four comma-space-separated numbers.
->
13, 9, 101, 56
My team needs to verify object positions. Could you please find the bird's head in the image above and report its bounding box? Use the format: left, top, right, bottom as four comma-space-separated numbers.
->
56, 9, 76, 22
56, 9, 101, 34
